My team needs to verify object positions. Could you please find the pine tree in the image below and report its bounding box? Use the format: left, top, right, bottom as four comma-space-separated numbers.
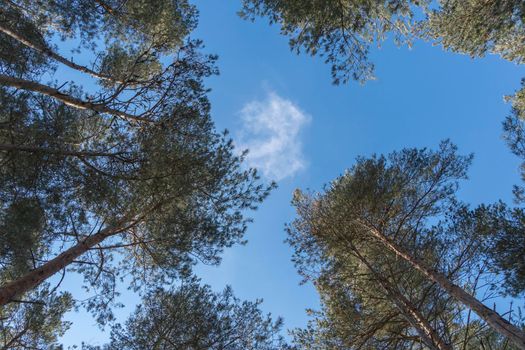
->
84, 278, 288, 350
287, 141, 525, 349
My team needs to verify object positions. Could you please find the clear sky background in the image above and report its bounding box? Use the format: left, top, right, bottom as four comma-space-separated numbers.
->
60, 1, 525, 347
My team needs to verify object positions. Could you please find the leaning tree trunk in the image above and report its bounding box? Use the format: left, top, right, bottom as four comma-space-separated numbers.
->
0, 215, 138, 305
350, 242, 452, 350
360, 222, 525, 350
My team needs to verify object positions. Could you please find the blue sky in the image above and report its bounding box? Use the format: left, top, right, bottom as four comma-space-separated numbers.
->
60, 1, 525, 347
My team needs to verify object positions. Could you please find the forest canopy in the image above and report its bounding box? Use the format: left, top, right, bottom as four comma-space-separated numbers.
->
0, 0, 524, 349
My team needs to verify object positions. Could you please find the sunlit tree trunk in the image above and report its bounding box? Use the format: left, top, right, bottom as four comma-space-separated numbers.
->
0, 215, 137, 305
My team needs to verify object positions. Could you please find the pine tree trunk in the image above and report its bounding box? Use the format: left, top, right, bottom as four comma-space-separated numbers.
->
361, 222, 525, 350
94, 0, 116, 15
0, 216, 137, 305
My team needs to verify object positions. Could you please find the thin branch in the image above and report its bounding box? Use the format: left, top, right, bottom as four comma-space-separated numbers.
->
0, 143, 129, 158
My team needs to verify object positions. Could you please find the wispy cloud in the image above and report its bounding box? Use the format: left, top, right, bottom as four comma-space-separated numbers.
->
237, 91, 311, 181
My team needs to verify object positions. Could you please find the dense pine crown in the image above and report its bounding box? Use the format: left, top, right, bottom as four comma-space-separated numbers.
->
423, 0, 525, 64
85, 278, 287, 350
0, 0, 274, 347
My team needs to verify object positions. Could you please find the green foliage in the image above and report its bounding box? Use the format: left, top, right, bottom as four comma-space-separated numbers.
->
5, 0, 196, 50
0, 198, 45, 278
240, 0, 524, 84
504, 81, 525, 200
471, 203, 525, 296
1, 285, 73, 349
422, 0, 525, 63
84, 279, 288, 350
0, 6, 49, 77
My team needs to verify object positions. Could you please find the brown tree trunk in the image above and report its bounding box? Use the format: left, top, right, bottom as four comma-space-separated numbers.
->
94, 0, 116, 15
0, 74, 152, 124
361, 222, 525, 350
0, 215, 138, 306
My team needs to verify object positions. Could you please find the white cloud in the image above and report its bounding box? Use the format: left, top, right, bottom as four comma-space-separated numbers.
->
237, 91, 311, 181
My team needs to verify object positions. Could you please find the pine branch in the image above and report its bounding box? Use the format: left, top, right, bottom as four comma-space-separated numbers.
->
0, 74, 153, 124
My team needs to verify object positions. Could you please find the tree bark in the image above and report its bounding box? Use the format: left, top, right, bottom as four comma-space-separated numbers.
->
360, 221, 525, 350
0, 215, 138, 306
94, 0, 116, 15
0, 74, 152, 124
